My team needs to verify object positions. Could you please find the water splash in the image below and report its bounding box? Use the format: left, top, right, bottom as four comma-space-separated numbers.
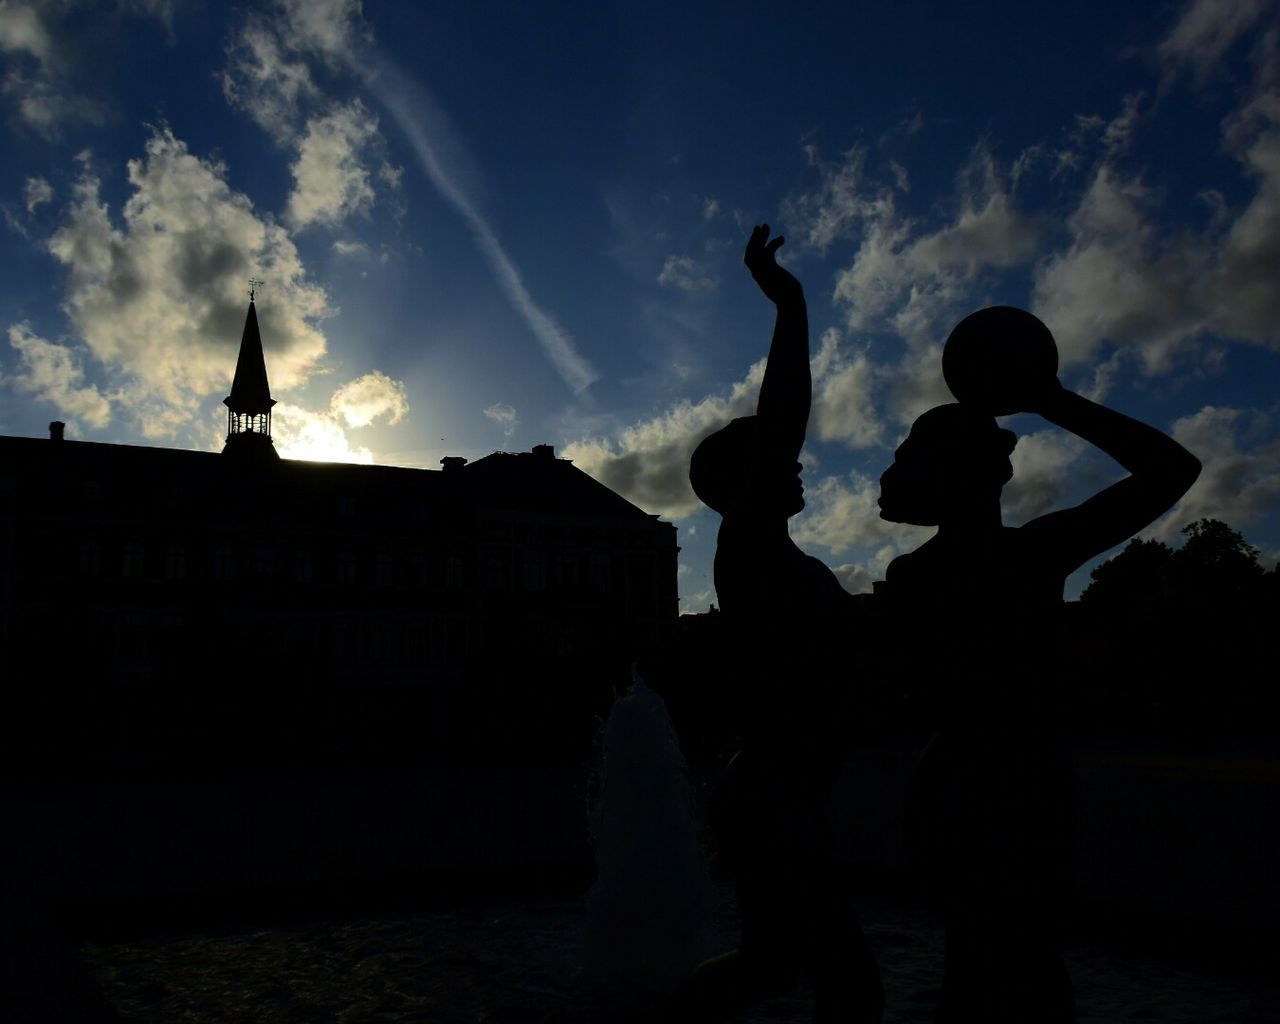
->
580, 670, 720, 995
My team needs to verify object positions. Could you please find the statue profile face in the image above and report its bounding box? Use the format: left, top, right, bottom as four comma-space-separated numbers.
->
877, 405, 1017, 526
878, 437, 945, 526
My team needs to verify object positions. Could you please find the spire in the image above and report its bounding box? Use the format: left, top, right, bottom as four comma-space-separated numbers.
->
222, 292, 279, 460
224, 298, 276, 415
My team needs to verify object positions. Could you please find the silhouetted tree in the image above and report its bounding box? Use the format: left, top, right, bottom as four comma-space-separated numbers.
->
1082, 518, 1265, 610
1076, 518, 1277, 733
1171, 518, 1265, 606
1079, 537, 1174, 610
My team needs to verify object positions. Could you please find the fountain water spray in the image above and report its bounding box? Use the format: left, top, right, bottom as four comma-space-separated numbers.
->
580, 669, 720, 995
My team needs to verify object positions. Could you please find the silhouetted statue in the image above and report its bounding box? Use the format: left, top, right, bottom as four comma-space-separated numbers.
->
669, 227, 883, 1023
877, 306, 1201, 1023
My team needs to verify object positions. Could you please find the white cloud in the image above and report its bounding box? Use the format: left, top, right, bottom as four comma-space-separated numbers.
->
285, 100, 379, 228
1213, 36, 1280, 347
1034, 21, 1280, 372
23, 175, 52, 213
379, 161, 403, 189
657, 254, 718, 292
5, 322, 111, 428
563, 360, 764, 519
45, 127, 331, 440
276, 0, 369, 61
1001, 430, 1090, 525
679, 587, 715, 614
790, 470, 929, 558
332, 239, 367, 256
810, 328, 883, 448
783, 145, 893, 255
831, 563, 877, 595
330, 370, 407, 427
564, 325, 898, 518
1158, 0, 1271, 84
0, 3, 53, 64
830, 144, 1042, 350
219, 17, 318, 142
702, 197, 720, 220
0, 1, 169, 135
219, 0, 370, 140
483, 402, 519, 437
785, 142, 1045, 433
1032, 166, 1208, 373
1150, 404, 1280, 539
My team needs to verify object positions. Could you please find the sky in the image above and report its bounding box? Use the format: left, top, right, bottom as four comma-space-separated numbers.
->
2, 0, 1279, 608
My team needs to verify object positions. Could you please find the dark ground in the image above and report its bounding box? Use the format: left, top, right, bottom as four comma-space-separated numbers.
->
5, 736, 1279, 1022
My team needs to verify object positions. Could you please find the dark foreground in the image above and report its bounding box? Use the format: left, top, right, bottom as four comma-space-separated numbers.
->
79, 880, 1279, 1024
7, 737, 1280, 1022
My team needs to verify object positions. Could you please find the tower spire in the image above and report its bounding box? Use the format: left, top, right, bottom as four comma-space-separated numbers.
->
222, 289, 279, 459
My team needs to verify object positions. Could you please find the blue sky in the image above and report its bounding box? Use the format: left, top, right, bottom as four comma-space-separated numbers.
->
2, 0, 1278, 607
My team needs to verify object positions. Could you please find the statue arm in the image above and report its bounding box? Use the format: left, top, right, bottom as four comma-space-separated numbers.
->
746, 225, 810, 463
1022, 384, 1201, 573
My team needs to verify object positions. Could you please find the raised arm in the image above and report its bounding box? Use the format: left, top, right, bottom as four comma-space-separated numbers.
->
1022, 382, 1201, 574
745, 225, 810, 463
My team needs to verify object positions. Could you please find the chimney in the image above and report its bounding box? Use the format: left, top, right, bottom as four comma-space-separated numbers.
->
49, 421, 65, 442
531, 443, 554, 460
441, 456, 467, 473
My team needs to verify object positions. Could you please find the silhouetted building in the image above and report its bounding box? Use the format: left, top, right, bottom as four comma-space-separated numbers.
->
0, 301, 678, 716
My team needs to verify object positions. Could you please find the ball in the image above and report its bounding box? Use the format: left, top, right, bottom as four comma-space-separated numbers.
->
942, 306, 1059, 416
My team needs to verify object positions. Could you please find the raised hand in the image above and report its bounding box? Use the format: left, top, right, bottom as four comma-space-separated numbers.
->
744, 224, 802, 305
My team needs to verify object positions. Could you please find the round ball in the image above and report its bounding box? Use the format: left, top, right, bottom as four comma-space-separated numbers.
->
942, 306, 1059, 416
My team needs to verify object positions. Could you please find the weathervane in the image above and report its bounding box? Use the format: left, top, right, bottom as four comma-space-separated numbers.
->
248, 277, 264, 302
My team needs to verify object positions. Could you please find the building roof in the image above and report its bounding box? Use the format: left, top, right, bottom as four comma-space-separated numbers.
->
465, 445, 668, 525
223, 301, 276, 414
0, 433, 672, 534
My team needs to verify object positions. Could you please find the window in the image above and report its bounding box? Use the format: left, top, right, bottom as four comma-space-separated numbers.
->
375, 553, 394, 587
337, 550, 357, 585
252, 546, 275, 579
520, 549, 544, 592
79, 542, 101, 578
591, 553, 610, 592
483, 553, 503, 592
164, 544, 187, 580
293, 549, 313, 584
122, 542, 145, 579
213, 546, 234, 581
444, 555, 464, 591
372, 621, 397, 661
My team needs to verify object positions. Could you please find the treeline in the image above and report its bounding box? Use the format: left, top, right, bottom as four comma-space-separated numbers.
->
1069, 517, 1279, 735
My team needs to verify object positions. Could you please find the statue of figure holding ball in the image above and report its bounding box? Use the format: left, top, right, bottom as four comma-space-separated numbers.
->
877, 306, 1201, 1022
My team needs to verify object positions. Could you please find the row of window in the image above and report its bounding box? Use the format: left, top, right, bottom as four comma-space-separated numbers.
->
95, 608, 475, 667
69, 541, 657, 596
76, 542, 466, 589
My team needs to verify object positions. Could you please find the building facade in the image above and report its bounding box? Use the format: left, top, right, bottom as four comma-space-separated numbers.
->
0, 302, 678, 754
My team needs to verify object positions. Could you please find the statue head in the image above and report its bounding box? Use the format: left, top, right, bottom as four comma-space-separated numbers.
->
690, 416, 804, 517
878, 404, 1016, 526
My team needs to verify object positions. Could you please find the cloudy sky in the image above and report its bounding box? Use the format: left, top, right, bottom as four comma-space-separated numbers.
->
3, 0, 1278, 606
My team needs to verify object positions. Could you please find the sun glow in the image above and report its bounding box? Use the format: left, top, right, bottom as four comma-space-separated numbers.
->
271, 403, 375, 464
